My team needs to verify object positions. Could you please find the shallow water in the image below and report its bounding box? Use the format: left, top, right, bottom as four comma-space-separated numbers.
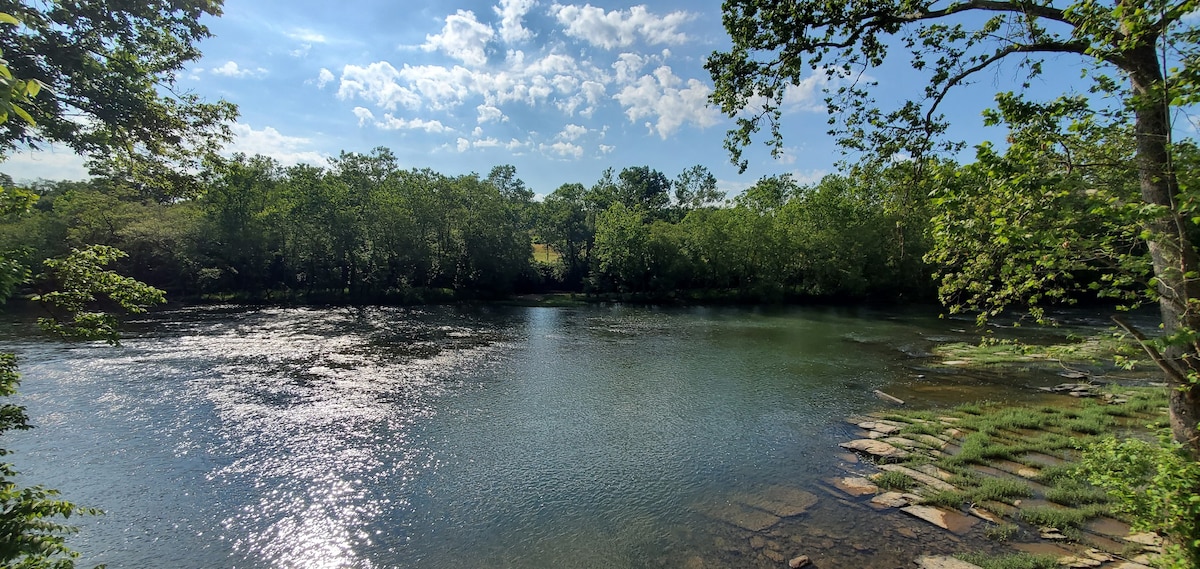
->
0, 304, 1120, 568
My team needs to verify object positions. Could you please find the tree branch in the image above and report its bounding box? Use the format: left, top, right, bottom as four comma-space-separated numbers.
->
1112, 315, 1189, 384
905, 0, 1074, 27
923, 40, 1093, 132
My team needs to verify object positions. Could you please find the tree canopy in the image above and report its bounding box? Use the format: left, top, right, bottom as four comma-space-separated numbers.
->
707, 0, 1200, 455
0, 0, 237, 200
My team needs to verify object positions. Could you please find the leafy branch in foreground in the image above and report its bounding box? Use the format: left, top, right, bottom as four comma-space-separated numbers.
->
33, 246, 165, 345
1081, 434, 1200, 569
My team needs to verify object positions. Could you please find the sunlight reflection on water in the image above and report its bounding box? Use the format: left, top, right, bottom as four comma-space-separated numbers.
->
0, 303, 1107, 568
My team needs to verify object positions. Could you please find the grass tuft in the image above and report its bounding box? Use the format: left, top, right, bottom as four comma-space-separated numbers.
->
875, 470, 917, 491
957, 552, 1059, 569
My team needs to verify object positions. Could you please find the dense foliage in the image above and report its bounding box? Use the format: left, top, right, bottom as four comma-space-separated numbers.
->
0, 0, 233, 566
707, 0, 1200, 456
0, 154, 935, 304
1082, 434, 1200, 568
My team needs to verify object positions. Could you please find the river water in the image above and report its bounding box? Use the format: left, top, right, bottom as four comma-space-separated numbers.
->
0, 304, 1119, 568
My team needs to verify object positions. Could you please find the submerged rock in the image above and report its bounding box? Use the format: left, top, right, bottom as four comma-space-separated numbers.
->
788, 555, 811, 568
697, 502, 781, 532
901, 505, 979, 534
831, 476, 879, 496
915, 555, 984, 569
733, 486, 819, 518
869, 491, 911, 508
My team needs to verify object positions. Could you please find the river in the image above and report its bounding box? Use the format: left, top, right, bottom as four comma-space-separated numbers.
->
0, 304, 1118, 568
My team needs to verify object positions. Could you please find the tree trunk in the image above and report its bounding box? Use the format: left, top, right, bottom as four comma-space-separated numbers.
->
1128, 46, 1200, 457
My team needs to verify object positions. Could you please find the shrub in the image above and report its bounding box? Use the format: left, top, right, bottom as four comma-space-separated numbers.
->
1080, 434, 1200, 569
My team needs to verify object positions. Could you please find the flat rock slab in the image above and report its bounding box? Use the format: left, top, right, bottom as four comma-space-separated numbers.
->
734, 486, 818, 518
699, 502, 781, 532
870, 491, 911, 508
1125, 532, 1163, 546
968, 506, 1002, 524
1084, 517, 1131, 539
1059, 555, 1103, 568
901, 505, 979, 534
915, 555, 983, 569
857, 421, 901, 434
879, 464, 958, 492
915, 463, 956, 481
992, 459, 1040, 479
912, 434, 950, 449
882, 436, 922, 449
839, 438, 910, 461
831, 476, 879, 496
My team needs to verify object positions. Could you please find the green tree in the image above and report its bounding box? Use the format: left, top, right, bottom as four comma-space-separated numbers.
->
673, 164, 724, 216
538, 183, 591, 287
0, 3, 232, 565
0, 0, 237, 200
591, 203, 651, 292
708, 0, 1200, 455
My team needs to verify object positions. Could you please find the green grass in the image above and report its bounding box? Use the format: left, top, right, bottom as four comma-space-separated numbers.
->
984, 523, 1021, 542
957, 552, 1059, 569
921, 489, 970, 508
1033, 463, 1077, 485
875, 470, 917, 491
860, 384, 1167, 559
1018, 504, 1108, 528
1044, 479, 1110, 507
975, 477, 1034, 502
531, 243, 562, 263
933, 331, 1140, 367
917, 476, 1031, 509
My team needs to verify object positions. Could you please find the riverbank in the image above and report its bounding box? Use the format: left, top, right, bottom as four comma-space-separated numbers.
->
835, 384, 1171, 569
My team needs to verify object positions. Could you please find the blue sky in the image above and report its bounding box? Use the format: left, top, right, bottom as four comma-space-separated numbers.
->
3, 0, 1172, 197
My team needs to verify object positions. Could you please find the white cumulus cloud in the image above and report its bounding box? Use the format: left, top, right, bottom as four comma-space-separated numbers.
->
422, 9, 495, 67
227, 123, 326, 165
316, 68, 335, 89
495, 0, 536, 43
211, 61, 268, 79
352, 106, 375, 126
614, 65, 720, 138
477, 104, 507, 123
377, 114, 451, 133
338, 62, 423, 110
550, 3, 694, 50
558, 124, 588, 140
540, 141, 584, 158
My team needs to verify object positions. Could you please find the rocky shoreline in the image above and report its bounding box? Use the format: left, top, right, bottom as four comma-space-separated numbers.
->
832, 383, 1166, 569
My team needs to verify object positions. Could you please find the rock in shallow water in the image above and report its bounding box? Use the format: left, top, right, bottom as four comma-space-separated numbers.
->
901, 505, 980, 534
838, 438, 910, 460
830, 476, 879, 496
916, 556, 984, 569
788, 555, 811, 568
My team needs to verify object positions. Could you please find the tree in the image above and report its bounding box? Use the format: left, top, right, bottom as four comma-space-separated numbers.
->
707, 0, 1200, 455
673, 164, 724, 214
0, 0, 237, 200
538, 183, 591, 287
0, 3, 231, 565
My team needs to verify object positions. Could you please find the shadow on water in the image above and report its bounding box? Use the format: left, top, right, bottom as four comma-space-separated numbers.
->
0, 303, 1158, 568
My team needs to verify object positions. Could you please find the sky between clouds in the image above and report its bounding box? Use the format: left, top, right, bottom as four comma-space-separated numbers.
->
1, 0, 1139, 196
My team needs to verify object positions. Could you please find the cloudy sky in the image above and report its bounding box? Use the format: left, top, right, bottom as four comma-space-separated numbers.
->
2, 0, 1118, 195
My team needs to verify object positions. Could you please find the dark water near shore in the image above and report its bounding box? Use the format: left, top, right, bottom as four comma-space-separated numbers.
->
0, 304, 1134, 568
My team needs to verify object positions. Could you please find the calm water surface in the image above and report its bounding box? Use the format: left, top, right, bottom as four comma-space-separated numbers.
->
0, 304, 1104, 568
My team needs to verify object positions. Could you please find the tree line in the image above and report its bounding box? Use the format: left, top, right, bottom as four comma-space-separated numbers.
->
0, 149, 935, 304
